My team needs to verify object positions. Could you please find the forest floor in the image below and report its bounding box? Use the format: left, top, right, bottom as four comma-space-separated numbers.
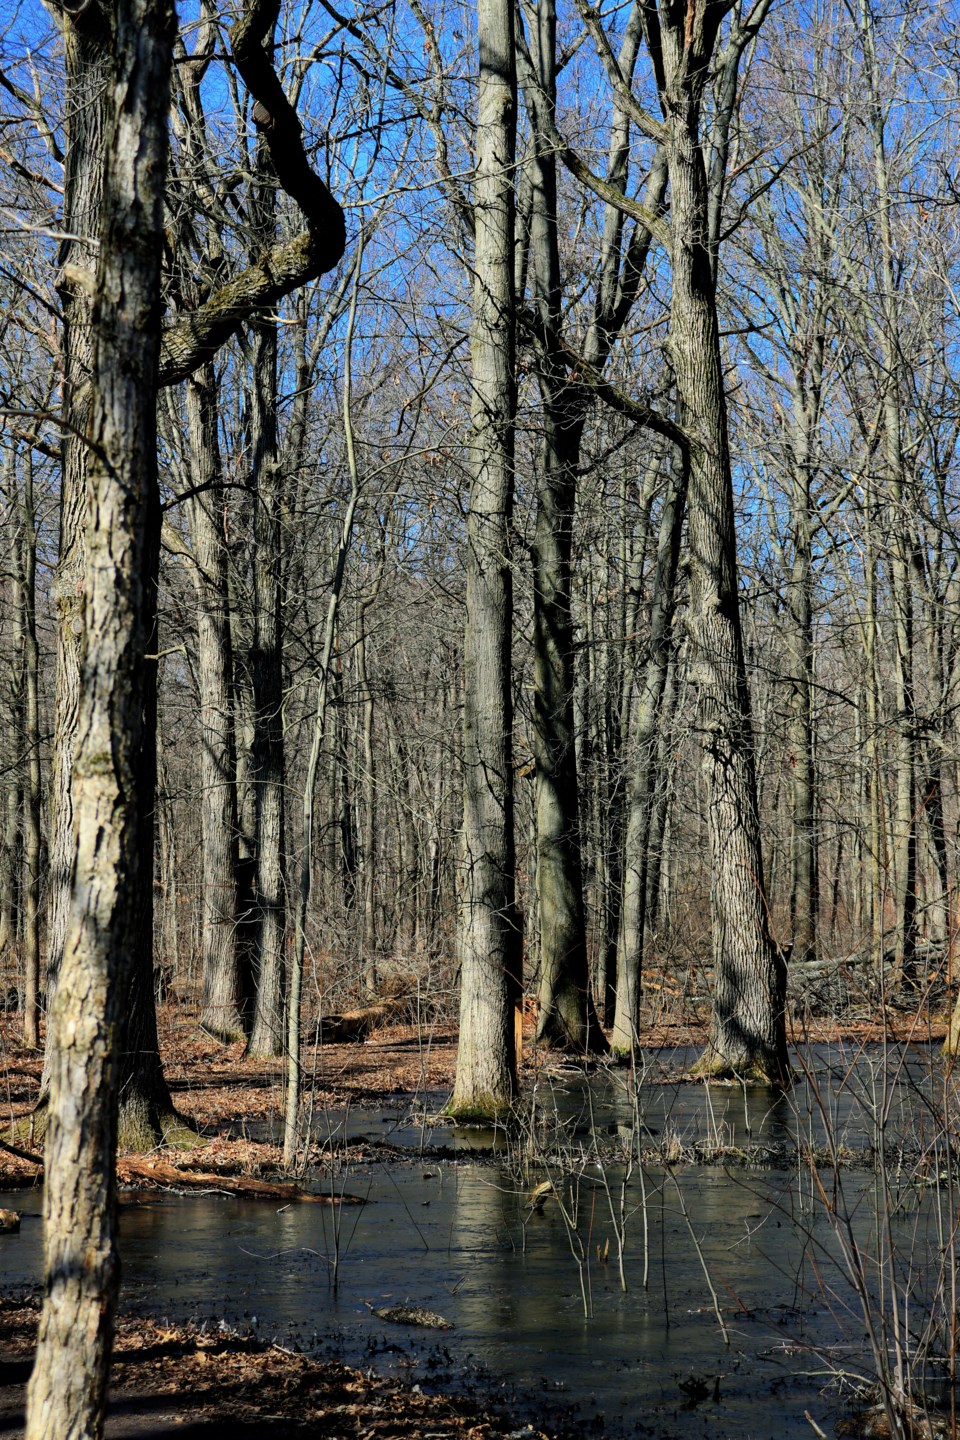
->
0, 985, 952, 1436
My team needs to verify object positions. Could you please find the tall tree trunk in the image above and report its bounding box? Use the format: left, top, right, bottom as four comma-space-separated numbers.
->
46, 7, 111, 1003
646, 0, 788, 1082
448, 0, 520, 1119
858, 0, 917, 983
611, 452, 686, 1054
525, 0, 604, 1053
118, 550, 184, 1151
246, 144, 287, 1060
21, 445, 42, 1048
187, 367, 248, 1043
0, 455, 23, 976
24, 0, 173, 1431
283, 244, 362, 1165
517, 3, 665, 1050
787, 474, 818, 967
357, 603, 378, 990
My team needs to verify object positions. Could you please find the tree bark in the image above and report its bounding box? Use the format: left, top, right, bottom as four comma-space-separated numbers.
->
187, 368, 249, 1043
644, 0, 788, 1082
448, 0, 520, 1120
516, 4, 666, 1050
858, 0, 918, 984
24, 0, 173, 1433
245, 304, 287, 1059
46, 2, 111, 1005
245, 119, 287, 1059
526, 0, 605, 1055
21, 445, 42, 1049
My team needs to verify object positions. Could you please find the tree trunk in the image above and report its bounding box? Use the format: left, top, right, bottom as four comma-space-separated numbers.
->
24, 0, 173, 1433
647, 0, 788, 1082
858, 0, 918, 985
524, 0, 604, 1054
0, 456, 23, 977
187, 367, 249, 1043
46, 8, 111, 1005
357, 601, 377, 990
448, 0, 520, 1119
611, 452, 686, 1054
787, 477, 818, 967
517, 3, 665, 1051
21, 445, 42, 1048
245, 142, 287, 1060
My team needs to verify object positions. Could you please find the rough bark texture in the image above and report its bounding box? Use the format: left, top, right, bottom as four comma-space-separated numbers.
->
858, 0, 917, 983
24, 1, 173, 1435
526, 0, 604, 1055
448, 0, 520, 1120
787, 452, 818, 967
46, 3, 111, 1005
517, 4, 664, 1051
645, 0, 788, 1083
187, 370, 248, 1043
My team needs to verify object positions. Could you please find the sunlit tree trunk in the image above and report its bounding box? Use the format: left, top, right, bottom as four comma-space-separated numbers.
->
24, 0, 173, 1431
46, 5, 111, 1003
448, 0, 520, 1119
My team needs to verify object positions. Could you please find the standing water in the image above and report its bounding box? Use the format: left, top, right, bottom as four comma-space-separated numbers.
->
3, 1043, 957, 1438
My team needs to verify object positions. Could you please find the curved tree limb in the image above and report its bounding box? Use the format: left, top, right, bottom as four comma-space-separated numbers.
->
159, 0, 345, 387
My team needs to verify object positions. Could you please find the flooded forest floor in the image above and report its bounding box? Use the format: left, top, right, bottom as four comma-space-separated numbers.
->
0, 989, 954, 1437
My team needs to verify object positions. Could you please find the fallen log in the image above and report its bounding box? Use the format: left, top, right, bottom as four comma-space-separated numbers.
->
315, 1000, 404, 1043
116, 1158, 366, 1205
0, 1136, 43, 1168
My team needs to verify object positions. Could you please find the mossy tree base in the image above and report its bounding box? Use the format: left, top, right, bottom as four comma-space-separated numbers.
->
16, 1093, 201, 1155
690, 1045, 792, 1087
199, 1016, 247, 1047
443, 1096, 514, 1126
117, 1096, 202, 1153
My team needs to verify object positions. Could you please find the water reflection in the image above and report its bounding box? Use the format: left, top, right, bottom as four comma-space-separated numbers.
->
2, 1044, 957, 1439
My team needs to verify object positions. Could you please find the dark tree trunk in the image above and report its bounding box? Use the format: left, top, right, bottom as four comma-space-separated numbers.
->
644, 0, 788, 1082
245, 141, 287, 1060
21, 446, 42, 1049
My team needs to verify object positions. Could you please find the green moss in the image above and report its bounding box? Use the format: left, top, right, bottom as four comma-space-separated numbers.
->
442, 1095, 514, 1125
117, 1098, 204, 1154
689, 1050, 793, 1087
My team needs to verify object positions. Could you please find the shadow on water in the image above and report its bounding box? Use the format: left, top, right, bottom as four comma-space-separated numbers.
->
3, 1042, 958, 1439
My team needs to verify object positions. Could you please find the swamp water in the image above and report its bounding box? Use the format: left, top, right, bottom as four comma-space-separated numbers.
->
3, 1043, 958, 1439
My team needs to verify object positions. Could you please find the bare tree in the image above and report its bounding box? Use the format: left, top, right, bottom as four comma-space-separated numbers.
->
448, 0, 521, 1119
639, 0, 789, 1081
25, 0, 174, 1430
